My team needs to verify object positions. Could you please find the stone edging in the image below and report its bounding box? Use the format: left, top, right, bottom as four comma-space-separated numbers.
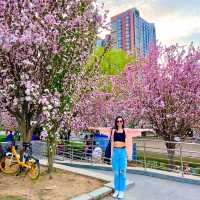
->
55, 160, 200, 186
70, 187, 112, 200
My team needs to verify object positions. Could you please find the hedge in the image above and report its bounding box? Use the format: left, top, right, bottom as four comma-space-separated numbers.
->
0, 135, 6, 142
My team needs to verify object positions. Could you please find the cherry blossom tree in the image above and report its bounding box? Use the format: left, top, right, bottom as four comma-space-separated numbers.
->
118, 44, 200, 168
0, 0, 107, 176
132, 44, 200, 138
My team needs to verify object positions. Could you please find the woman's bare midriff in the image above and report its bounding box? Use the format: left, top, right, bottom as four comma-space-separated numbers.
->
113, 141, 126, 148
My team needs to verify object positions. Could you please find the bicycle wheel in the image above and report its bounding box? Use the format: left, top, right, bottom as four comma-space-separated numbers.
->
0, 156, 19, 174
27, 157, 40, 180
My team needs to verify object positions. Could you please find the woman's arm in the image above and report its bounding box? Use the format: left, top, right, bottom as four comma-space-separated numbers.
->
88, 127, 112, 135
124, 128, 142, 137
125, 129, 129, 159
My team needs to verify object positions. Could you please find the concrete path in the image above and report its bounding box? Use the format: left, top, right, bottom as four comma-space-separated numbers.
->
90, 169, 200, 200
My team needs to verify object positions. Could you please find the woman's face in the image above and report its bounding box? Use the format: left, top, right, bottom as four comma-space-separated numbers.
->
116, 118, 123, 128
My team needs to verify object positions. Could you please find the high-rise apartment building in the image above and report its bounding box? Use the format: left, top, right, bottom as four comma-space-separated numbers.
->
111, 8, 156, 55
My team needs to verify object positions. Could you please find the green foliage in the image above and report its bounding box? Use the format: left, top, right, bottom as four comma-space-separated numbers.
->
0, 124, 4, 131
0, 135, 6, 142
65, 141, 85, 151
0, 134, 20, 142
87, 47, 135, 93
64, 141, 85, 159
95, 47, 134, 76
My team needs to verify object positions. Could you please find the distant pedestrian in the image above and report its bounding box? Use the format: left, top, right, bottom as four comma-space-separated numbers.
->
92, 146, 103, 163
5, 130, 14, 142
183, 163, 191, 175
32, 132, 39, 140
86, 134, 96, 159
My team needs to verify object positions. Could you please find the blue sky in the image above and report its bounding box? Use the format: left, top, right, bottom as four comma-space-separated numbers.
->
98, 0, 200, 46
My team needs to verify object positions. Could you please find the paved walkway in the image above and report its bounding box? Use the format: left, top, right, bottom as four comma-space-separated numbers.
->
90, 169, 200, 200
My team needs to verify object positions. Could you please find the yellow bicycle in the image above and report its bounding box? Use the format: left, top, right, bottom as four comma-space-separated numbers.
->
0, 142, 40, 179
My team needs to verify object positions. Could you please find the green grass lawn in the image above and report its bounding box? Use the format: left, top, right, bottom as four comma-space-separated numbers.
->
137, 150, 200, 166
135, 150, 200, 175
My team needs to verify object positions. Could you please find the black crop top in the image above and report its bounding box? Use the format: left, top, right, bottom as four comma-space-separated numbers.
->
113, 129, 126, 142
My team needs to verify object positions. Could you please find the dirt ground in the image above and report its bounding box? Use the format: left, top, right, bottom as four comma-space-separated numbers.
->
0, 167, 105, 200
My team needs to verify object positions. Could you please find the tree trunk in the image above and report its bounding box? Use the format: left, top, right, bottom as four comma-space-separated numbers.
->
22, 132, 32, 143
66, 129, 71, 140
165, 142, 176, 171
17, 120, 33, 165
19, 120, 32, 142
47, 140, 56, 179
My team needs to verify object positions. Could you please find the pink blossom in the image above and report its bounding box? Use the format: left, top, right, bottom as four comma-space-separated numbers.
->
44, 14, 58, 26
0, 0, 107, 142
40, 130, 48, 140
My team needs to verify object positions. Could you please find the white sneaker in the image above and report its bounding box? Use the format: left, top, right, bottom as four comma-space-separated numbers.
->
112, 191, 119, 198
118, 191, 124, 199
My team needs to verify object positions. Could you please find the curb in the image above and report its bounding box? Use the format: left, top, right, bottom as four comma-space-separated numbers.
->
71, 187, 112, 200
55, 160, 200, 186
130, 169, 200, 186
71, 180, 134, 200
56, 161, 112, 171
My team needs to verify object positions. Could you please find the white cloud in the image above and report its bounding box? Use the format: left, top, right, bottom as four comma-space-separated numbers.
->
156, 15, 200, 45
98, 0, 200, 46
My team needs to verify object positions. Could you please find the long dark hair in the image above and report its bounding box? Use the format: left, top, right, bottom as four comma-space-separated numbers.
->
114, 116, 125, 130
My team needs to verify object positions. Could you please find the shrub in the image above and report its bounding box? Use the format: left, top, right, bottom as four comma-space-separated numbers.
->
0, 135, 6, 142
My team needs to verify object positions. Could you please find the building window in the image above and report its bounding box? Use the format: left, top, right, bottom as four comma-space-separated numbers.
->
117, 32, 122, 36
111, 21, 116, 31
118, 43, 122, 48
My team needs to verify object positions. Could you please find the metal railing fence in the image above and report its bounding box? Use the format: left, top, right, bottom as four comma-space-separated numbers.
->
1, 137, 200, 177
134, 138, 200, 177
55, 138, 111, 165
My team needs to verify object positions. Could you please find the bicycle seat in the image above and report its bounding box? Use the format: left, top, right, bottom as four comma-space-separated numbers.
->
6, 152, 12, 156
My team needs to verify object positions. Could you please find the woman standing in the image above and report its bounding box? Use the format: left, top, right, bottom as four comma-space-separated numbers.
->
89, 118, 137, 198
111, 116, 127, 199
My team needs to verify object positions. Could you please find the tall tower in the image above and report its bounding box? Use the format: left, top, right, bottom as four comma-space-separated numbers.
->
111, 8, 156, 55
